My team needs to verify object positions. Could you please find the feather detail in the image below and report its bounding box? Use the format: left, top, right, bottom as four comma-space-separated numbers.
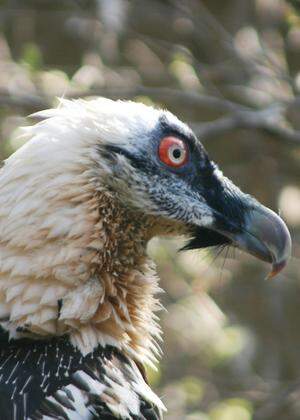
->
0, 98, 164, 367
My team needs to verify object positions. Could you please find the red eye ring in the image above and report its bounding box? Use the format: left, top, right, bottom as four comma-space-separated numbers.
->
158, 136, 189, 168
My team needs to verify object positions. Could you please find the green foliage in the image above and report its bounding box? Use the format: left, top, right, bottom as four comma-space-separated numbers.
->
209, 399, 253, 420
146, 365, 162, 388
180, 376, 205, 406
208, 326, 250, 366
21, 43, 43, 72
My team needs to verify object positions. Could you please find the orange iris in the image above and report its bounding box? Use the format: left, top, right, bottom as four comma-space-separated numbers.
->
158, 136, 189, 168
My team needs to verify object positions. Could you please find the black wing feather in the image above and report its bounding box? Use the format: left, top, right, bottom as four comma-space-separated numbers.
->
0, 330, 163, 419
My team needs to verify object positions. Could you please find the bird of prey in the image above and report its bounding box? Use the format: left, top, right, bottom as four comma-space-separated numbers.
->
0, 98, 291, 419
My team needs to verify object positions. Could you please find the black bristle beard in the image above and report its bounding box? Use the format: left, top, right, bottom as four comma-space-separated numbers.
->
182, 227, 231, 251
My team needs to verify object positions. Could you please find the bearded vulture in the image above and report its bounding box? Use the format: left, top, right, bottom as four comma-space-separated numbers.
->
0, 98, 291, 419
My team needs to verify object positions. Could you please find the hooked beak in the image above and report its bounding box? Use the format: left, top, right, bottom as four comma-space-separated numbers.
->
216, 206, 292, 278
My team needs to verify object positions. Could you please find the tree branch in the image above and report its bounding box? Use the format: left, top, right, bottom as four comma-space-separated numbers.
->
193, 105, 300, 144
68, 86, 243, 113
0, 86, 244, 113
1, 88, 299, 145
0, 89, 50, 112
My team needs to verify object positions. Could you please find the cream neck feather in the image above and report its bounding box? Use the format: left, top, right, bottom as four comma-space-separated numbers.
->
0, 99, 166, 365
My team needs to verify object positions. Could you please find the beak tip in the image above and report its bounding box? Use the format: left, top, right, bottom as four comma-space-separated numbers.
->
244, 206, 292, 279
229, 205, 292, 279
266, 259, 289, 280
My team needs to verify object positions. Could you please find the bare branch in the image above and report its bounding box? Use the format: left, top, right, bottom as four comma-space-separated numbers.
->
1, 87, 299, 145
0, 86, 245, 114
193, 105, 300, 144
0, 90, 50, 112
68, 86, 243, 113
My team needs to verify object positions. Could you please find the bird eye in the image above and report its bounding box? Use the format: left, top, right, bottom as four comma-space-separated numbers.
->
158, 136, 189, 168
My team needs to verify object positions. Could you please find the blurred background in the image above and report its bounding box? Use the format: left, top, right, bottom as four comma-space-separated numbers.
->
1, 0, 300, 418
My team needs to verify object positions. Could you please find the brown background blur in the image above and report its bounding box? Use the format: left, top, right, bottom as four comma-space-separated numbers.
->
1, 1, 300, 419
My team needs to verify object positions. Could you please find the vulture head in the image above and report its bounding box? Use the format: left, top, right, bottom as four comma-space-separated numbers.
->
0, 98, 291, 366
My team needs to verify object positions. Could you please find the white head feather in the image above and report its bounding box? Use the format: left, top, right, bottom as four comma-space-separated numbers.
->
0, 98, 171, 363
